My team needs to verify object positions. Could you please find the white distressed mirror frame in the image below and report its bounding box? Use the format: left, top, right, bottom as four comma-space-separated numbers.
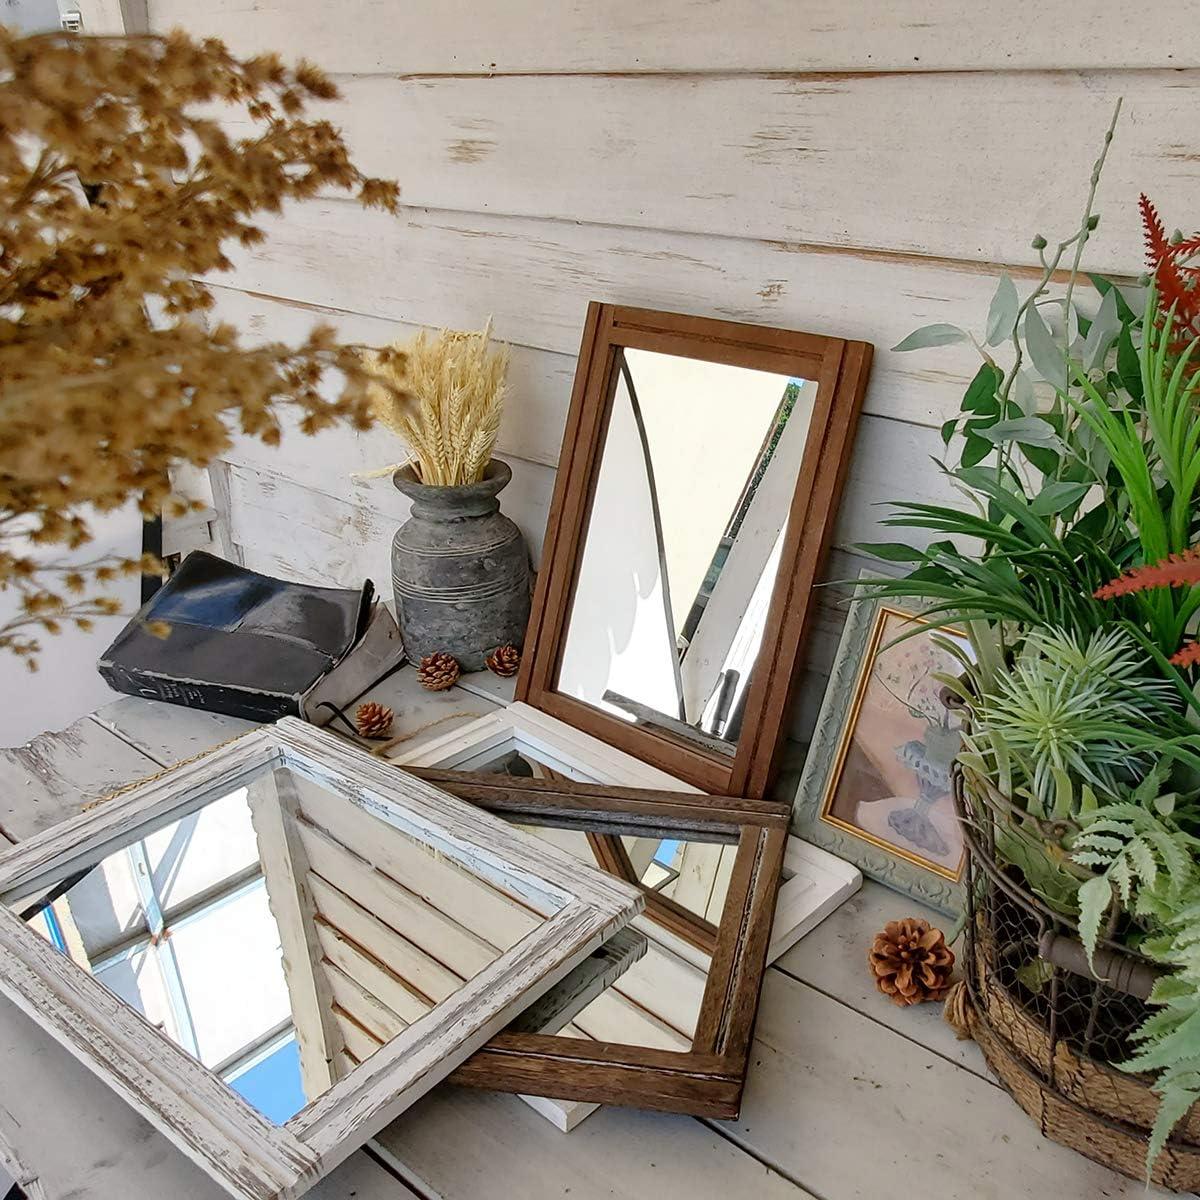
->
0, 718, 643, 1200
389, 699, 860, 1131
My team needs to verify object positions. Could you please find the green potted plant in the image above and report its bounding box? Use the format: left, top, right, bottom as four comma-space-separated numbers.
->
863, 110, 1200, 1186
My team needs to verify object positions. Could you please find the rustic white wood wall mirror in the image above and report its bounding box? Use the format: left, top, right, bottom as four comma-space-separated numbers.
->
0, 718, 642, 1200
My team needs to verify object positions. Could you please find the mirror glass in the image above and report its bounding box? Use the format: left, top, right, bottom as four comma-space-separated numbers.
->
13, 763, 562, 1124
461, 742, 722, 1047
557, 347, 816, 755
620, 834, 734, 922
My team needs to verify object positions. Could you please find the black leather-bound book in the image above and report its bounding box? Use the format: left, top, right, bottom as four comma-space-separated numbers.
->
98, 551, 374, 722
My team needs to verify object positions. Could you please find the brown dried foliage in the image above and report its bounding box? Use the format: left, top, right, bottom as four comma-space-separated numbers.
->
0, 26, 406, 665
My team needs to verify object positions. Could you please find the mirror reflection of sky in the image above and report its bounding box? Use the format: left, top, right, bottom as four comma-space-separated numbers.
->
227, 1034, 306, 1123
25, 788, 307, 1124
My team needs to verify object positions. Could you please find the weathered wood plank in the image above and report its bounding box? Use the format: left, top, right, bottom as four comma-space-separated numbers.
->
222, 454, 555, 583
0, 716, 160, 844
374, 1084, 809, 1199
216, 203, 1031, 433
92, 697, 256, 765
0, 992, 415, 1200
773, 879, 984, 1076
221, 406, 955, 607
717, 969, 1159, 1199
145, 0, 1199, 73
234, 71, 1191, 276
205, 286, 573, 469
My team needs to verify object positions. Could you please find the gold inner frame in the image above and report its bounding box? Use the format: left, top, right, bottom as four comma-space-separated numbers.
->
817, 604, 968, 884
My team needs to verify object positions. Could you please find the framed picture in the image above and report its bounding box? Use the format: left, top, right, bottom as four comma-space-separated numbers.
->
791, 590, 971, 914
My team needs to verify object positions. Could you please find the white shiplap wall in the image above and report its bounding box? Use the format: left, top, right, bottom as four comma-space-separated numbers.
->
84, 3, 1200, 743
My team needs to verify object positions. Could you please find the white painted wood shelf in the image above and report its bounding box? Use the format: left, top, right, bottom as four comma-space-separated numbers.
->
0, 677, 1174, 1199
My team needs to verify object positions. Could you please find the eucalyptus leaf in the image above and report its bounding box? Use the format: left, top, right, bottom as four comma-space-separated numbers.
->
892, 324, 970, 352
961, 362, 1002, 415
1082, 288, 1121, 372
1117, 324, 1143, 401
980, 417, 1064, 448
1029, 481, 1091, 516
1011, 369, 1037, 416
855, 542, 926, 563
1024, 303, 1068, 389
985, 273, 1020, 346
1089, 273, 1138, 324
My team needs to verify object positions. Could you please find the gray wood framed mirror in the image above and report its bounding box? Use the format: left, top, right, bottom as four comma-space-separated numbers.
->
517, 303, 873, 798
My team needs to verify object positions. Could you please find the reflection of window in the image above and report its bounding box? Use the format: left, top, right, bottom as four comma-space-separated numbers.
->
679, 378, 801, 648
29, 789, 303, 1121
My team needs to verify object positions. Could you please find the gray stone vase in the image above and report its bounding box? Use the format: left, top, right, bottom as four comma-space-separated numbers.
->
390, 458, 531, 671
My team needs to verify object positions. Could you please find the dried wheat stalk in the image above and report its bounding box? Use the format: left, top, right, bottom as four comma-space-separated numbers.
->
367, 322, 508, 486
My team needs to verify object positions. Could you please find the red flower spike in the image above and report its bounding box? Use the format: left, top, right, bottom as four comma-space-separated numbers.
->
1169, 643, 1200, 669
1140, 194, 1200, 345
1095, 548, 1200, 600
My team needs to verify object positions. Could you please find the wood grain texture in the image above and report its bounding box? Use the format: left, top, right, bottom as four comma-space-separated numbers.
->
224, 454, 555, 583
0, 989, 415, 1200
221, 71, 1196, 275
716, 969, 1152, 1199
406, 766, 790, 833
0, 716, 161, 844
247, 770, 342, 1099
205, 285, 573, 469
216, 203, 1031, 432
774, 879, 983, 1077
145, 0, 1199, 72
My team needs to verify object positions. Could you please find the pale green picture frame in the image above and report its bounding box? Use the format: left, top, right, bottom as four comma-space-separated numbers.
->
790, 584, 969, 916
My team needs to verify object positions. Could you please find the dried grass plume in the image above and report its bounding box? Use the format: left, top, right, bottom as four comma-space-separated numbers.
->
0, 26, 406, 665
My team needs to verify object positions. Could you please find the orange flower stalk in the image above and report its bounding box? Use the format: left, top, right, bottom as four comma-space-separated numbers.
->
1095, 549, 1200, 600
1171, 643, 1200, 668
1140, 194, 1200, 349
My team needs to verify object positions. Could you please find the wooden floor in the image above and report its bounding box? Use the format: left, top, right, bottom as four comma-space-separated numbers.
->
0, 680, 1171, 1200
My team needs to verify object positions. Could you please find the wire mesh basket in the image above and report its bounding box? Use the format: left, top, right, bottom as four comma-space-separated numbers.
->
954, 766, 1200, 1190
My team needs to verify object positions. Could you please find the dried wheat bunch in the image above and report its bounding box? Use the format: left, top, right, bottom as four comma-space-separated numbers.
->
367, 322, 507, 486
0, 26, 407, 665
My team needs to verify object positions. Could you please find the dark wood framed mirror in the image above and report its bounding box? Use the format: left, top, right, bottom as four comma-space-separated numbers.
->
517, 303, 873, 799
406, 764, 789, 1117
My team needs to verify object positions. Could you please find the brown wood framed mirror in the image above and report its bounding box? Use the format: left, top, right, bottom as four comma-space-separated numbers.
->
405, 762, 789, 1117
516, 303, 873, 799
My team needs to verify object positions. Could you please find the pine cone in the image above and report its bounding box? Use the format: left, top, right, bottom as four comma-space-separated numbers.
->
354, 701, 394, 739
417, 651, 460, 691
867, 917, 955, 1007
485, 644, 521, 677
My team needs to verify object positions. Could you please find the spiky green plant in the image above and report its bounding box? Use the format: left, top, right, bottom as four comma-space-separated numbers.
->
859, 137, 1200, 1173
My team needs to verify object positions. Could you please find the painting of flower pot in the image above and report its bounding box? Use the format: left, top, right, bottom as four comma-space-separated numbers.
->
818, 606, 971, 881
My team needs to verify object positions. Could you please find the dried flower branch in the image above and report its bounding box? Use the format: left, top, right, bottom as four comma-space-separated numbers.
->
0, 26, 407, 665
366, 322, 507, 487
